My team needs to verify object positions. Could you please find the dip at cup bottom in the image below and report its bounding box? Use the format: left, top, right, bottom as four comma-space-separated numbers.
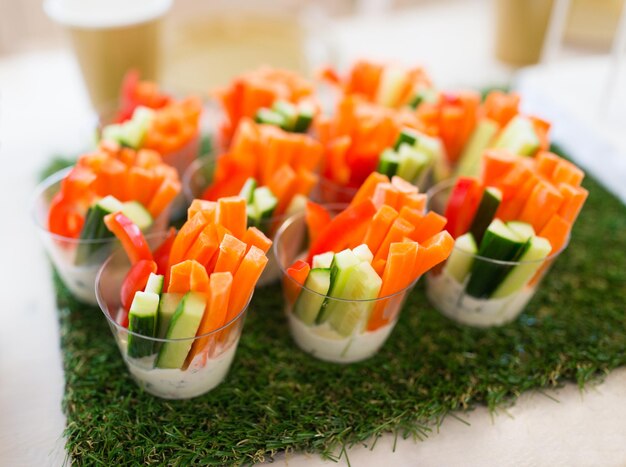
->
287, 311, 395, 363
426, 270, 536, 328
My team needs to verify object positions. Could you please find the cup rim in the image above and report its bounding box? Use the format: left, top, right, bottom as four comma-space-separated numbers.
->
318, 174, 360, 197
426, 178, 570, 266
273, 210, 420, 303
96, 249, 251, 343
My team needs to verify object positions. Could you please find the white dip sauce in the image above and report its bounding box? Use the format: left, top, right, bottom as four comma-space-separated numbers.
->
426, 271, 535, 328
287, 312, 395, 363
121, 342, 238, 399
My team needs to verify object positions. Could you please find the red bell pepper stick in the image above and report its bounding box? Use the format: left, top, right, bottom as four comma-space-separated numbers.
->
305, 201, 332, 246
307, 199, 377, 262
284, 259, 311, 304
104, 212, 153, 264
153, 227, 177, 276
48, 193, 85, 238
120, 259, 158, 318
443, 177, 483, 239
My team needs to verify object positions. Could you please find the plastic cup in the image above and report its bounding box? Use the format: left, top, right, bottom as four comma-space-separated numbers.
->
96, 249, 249, 399
182, 157, 288, 286
44, 0, 172, 113
274, 211, 418, 364
32, 167, 170, 305
424, 180, 569, 328
311, 176, 358, 205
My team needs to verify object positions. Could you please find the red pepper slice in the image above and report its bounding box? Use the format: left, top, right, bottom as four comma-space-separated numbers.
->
120, 259, 158, 315
284, 259, 311, 304
153, 227, 177, 276
443, 177, 484, 239
305, 201, 331, 246
103, 212, 153, 264
307, 200, 377, 262
60, 166, 97, 202
48, 192, 85, 238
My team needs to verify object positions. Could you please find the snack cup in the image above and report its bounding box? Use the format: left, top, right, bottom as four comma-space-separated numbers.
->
274, 212, 417, 364
425, 180, 568, 328
32, 167, 170, 305
183, 157, 286, 286
96, 250, 249, 399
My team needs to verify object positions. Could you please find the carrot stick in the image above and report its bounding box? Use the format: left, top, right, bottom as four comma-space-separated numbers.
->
188, 199, 217, 220
372, 182, 402, 211
183, 271, 233, 370
349, 172, 390, 208
214, 234, 247, 274
481, 148, 516, 187
391, 176, 418, 195
557, 183, 588, 223
169, 211, 213, 269
168, 260, 193, 293
535, 151, 561, 180
413, 230, 454, 277
241, 227, 272, 254
284, 259, 310, 304
539, 214, 571, 253
518, 180, 564, 232
410, 211, 447, 244
551, 159, 585, 187
363, 205, 399, 255
226, 246, 268, 322
216, 196, 247, 240
400, 193, 427, 214
147, 178, 181, 218
189, 260, 210, 293
185, 224, 220, 267
373, 217, 415, 263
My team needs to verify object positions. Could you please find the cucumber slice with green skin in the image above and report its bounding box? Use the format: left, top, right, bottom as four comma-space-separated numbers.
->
465, 219, 528, 298
469, 187, 502, 245
492, 235, 552, 298
127, 291, 160, 358
326, 261, 382, 337
156, 293, 183, 339
493, 116, 540, 156
393, 128, 419, 151
396, 143, 430, 183
293, 268, 331, 325
285, 194, 307, 217
75, 196, 124, 265
506, 221, 535, 242
239, 177, 258, 204
144, 273, 164, 295
121, 201, 153, 232
312, 252, 334, 269
255, 108, 286, 128
273, 100, 298, 130
316, 249, 361, 324
444, 232, 478, 284
418, 135, 450, 182
407, 88, 438, 109
352, 244, 374, 264
155, 292, 206, 369
293, 102, 315, 133
456, 119, 499, 177
377, 148, 400, 177
252, 187, 278, 221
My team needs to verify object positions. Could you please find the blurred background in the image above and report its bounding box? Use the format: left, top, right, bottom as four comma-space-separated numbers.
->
2, 0, 624, 100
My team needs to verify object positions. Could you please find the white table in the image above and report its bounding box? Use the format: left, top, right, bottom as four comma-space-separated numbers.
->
2, 4, 626, 465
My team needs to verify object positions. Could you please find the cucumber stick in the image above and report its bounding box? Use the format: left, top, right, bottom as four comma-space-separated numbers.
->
469, 187, 502, 245
464, 219, 528, 298
444, 232, 477, 283
293, 102, 314, 133
456, 119, 499, 177
493, 116, 539, 156
492, 235, 551, 298
393, 128, 419, 151
75, 195, 124, 265
255, 108, 286, 128
316, 249, 361, 323
312, 252, 334, 269
326, 261, 382, 337
156, 292, 206, 369
285, 194, 307, 218
144, 273, 164, 295
293, 268, 331, 325
156, 293, 183, 339
127, 291, 159, 358
121, 201, 153, 231
352, 244, 374, 263
273, 100, 298, 130
396, 143, 430, 183
239, 178, 257, 204
377, 148, 400, 177
376, 66, 409, 108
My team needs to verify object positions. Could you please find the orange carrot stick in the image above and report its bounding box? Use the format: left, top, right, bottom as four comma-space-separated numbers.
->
557, 183, 588, 223
284, 259, 310, 304
373, 217, 415, 263
185, 224, 220, 267
410, 211, 447, 244
168, 260, 193, 293
551, 159, 585, 187
372, 182, 402, 211
535, 151, 561, 180
169, 211, 213, 268
518, 180, 564, 232
363, 205, 399, 255
189, 260, 210, 293
241, 227, 272, 254
539, 214, 571, 253
349, 172, 390, 208
188, 199, 217, 220
413, 230, 454, 277
214, 234, 248, 274
147, 178, 181, 218
216, 196, 247, 240
227, 246, 268, 322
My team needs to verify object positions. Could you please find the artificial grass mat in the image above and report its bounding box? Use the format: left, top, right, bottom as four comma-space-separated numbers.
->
55, 173, 626, 466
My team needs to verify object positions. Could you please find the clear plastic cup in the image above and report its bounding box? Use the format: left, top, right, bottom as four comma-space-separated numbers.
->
182, 157, 287, 286
311, 176, 358, 205
273, 211, 418, 363
32, 167, 170, 305
425, 179, 569, 328
96, 249, 249, 399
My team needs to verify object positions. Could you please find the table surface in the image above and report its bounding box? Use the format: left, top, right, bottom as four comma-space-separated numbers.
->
2, 2, 626, 465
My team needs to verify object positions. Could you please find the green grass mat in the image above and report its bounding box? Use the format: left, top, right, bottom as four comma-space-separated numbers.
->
56, 173, 626, 465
